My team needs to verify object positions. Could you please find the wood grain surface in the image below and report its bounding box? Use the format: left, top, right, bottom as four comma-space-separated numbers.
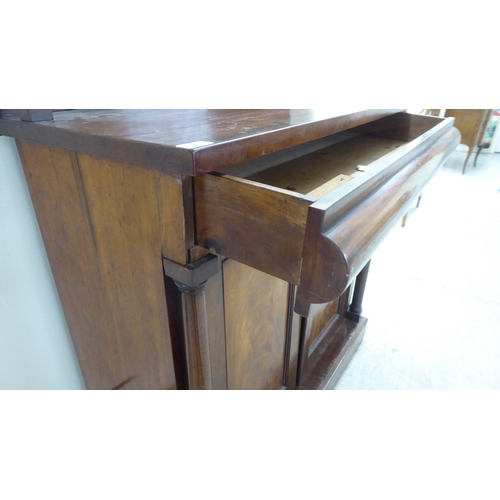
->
305, 299, 341, 355
223, 260, 290, 390
159, 173, 194, 265
296, 288, 350, 385
204, 264, 228, 390
195, 173, 312, 284
0, 109, 403, 175
306, 175, 353, 200
16, 140, 183, 389
299, 317, 367, 390
175, 281, 213, 390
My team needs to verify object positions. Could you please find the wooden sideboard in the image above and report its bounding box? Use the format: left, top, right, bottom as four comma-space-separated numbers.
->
0, 110, 460, 389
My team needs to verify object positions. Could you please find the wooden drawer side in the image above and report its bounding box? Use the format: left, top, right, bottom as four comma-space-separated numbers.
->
195, 173, 312, 285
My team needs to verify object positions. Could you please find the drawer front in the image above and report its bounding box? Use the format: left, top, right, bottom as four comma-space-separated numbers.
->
194, 113, 460, 316
295, 125, 460, 316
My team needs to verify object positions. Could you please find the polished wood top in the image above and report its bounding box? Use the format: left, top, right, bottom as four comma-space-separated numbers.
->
0, 109, 403, 175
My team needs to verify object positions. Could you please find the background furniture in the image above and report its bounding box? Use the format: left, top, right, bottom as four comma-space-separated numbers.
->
0, 110, 459, 389
427, 109, 492, 174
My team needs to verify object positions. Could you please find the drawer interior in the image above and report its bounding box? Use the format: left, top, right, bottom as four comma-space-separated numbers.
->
246, 134, 404, 198
219, 112, 442, 200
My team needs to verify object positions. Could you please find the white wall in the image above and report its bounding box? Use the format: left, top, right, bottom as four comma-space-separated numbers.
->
490, 112, 500, 152
0, 136, 85, 389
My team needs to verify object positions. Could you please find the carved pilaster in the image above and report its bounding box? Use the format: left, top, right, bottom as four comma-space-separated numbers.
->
163, 254, 219, 390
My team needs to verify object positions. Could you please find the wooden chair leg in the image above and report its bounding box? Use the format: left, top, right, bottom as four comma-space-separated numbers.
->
474, 145, 483, 168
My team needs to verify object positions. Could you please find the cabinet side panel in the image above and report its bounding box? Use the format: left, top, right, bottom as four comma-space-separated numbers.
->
159, 173, 193, 265
17, 141, 178, 389
223, 260, 289, 390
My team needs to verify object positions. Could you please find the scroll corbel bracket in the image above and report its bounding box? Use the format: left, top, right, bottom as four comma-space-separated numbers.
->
163, 253, 219, 288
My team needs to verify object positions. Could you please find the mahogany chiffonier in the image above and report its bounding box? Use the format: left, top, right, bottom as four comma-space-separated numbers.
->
0, 110, 460, 390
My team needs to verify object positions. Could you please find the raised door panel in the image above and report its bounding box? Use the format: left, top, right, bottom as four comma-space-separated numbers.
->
305, 298, 341, 354
223, 259, 290, 390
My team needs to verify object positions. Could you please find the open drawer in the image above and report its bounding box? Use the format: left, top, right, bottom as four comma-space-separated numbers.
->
194, 112, 460, 316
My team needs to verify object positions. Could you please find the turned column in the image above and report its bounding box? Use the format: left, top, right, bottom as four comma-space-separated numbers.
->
163, 253, 219, 390
346, 260, 371, 323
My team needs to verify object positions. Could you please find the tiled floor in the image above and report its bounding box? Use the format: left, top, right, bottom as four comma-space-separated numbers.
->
335, 148, 500, 389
